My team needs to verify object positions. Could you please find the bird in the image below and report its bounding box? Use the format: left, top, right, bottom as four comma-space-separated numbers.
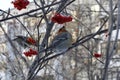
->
49, 26, 72, 54
13, 35, 36, 48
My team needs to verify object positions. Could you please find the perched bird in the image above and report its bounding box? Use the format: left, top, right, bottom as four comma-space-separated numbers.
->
50, 26, 72, 53
13, 35, 36, 48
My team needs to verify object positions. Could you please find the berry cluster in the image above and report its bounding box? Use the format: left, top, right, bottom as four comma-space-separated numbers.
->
11, 0, 29, 10
27, 37, 36, 45
24, 48, 38, 57
51, 13, 72, 24
93, 53, 102, 58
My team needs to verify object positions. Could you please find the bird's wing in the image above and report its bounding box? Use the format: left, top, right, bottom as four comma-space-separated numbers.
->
50, 32, 68, 47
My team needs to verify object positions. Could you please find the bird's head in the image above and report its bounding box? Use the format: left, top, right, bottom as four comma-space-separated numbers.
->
57, 26, 67, 34
13, 36, 24, 41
